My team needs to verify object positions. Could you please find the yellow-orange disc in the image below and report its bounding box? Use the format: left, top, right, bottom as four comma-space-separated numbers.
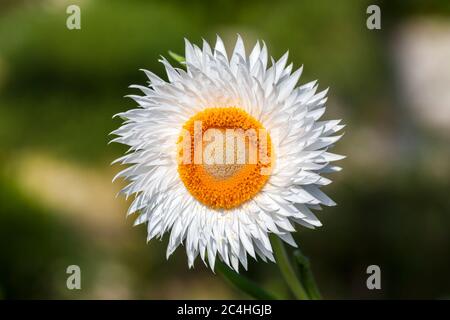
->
177, 107, 272, 209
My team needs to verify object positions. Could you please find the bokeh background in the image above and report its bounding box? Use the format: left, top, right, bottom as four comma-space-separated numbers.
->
1, 0, 449, 299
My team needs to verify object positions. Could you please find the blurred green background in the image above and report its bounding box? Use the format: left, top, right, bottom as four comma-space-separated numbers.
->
1, 0, 449, 299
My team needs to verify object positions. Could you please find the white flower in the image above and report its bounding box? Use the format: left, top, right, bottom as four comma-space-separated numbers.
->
111, 36, 344, 272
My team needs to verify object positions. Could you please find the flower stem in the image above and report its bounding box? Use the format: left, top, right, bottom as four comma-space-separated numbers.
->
270, 235, 309, 300
215, 261, 278, 300
293, 250, 322, 299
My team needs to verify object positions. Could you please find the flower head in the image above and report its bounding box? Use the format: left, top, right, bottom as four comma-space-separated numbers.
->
111, 36, 344, 272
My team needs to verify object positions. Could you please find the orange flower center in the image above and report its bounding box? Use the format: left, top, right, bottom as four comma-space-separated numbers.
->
177, 107, 272, 209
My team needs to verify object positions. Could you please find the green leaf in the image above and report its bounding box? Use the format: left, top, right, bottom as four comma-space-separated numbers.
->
215, 261, 278, 300
168, 51, 185, 64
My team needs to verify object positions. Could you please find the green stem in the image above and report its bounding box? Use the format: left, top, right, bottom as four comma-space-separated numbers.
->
270, 235, 309, 300
216, 261, 278, 300
293, 250, 322, 300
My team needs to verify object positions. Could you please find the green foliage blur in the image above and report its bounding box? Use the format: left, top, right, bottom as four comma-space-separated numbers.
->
0, 0, 449, 299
